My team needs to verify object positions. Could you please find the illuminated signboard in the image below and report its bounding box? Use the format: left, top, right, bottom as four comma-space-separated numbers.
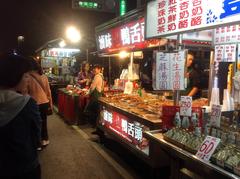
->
78, 1, 99, 9
146, 0, 240, 39
96, 18, 164, 53
96, 17, 212, 54
46, 48, 80, 58
100, 107, 150, 155
120, 0, 127, 16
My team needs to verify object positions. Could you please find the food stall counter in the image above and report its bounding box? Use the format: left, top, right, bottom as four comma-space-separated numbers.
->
98, 94, 171, 169
57, 88, 81, 125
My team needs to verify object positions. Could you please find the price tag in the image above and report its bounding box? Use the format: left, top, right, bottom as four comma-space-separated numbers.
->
180, 96, 192, 116
210, 104, 222, 128
196, 136, 221, 161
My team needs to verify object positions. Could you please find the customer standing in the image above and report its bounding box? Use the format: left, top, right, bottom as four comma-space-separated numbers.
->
18, 58, 53, 148
0, 53, 41, 179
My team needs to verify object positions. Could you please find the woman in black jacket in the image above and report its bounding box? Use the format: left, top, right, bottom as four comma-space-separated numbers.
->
0, 53, 41, 179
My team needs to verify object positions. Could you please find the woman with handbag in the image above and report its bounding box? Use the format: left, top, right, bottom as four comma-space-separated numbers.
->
17, 58, 53, 149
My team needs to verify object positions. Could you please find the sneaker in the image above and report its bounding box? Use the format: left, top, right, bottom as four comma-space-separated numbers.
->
42, 140, 50, 147
91, 130, 100, 135
89, 135, 100, 143
37, 147, 42, 151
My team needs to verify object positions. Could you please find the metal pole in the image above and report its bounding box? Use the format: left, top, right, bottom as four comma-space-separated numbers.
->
173, 34, 183, 106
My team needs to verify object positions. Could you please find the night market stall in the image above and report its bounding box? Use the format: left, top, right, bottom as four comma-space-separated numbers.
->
94, 6, 212, 175
144, 0, 240, 178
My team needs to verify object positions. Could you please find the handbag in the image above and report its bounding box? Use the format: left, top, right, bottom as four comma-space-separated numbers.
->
30, 74, 53, 115
46, 103, 53, 115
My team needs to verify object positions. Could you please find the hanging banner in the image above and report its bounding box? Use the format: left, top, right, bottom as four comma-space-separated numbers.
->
156, 50, 186, 90
156, 52, 171, 90
146, 0, 240, 39
214, 45, 225, 62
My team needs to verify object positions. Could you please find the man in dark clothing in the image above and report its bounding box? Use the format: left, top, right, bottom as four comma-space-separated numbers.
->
0, 53, 41, 179
184, 52, 202, 99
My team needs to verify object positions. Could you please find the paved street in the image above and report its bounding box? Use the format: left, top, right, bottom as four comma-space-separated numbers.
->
39, 113, 130, 179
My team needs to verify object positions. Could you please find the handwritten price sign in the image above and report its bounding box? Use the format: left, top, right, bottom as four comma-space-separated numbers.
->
196, 136, 221, 161
180, 96, 192, 116
210, 104, 222, 128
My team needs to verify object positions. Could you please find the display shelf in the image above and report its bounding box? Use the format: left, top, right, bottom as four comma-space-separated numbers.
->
145, 130, 240, 179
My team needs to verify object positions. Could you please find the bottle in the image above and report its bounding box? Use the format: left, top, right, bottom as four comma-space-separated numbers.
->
137, 88, 142, 97
204, 123, 210, 135
228, 132, 236, 144
194, 127, 202, 137
191, 113, 198, 127
182, 116, 190, 129
174, 112, 181, 128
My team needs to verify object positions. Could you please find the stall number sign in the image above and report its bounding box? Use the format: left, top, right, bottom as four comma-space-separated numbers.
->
180, 96, 192, 116
196, 136, 221, 161
146, 0, 240, 38
156, 50, 186, 90
210, 104, 222, 128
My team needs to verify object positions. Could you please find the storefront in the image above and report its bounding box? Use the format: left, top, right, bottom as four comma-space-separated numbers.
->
143, 0, 240, 178
38, 47, 80, 106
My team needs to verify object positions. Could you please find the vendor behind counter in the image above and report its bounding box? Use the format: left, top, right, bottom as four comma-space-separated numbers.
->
77, 61, 93, 89
182, 52, 202, 99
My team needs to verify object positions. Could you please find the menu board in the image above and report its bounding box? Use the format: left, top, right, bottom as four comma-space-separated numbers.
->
224, 44, 236, 62
214, 44, 237, 62
156, 50, 186, 90
146, 0, 240, 39
214, 25, 240, 44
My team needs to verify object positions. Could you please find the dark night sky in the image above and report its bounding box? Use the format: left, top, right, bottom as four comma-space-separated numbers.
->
0, 0, 137, 54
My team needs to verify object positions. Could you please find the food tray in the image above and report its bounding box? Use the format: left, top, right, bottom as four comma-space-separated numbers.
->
163, 134, 185, 149
233, 167, 240, 176
184, 145, 197, 155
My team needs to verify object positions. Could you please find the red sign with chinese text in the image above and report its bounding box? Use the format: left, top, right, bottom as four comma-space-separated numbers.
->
100, 107, 149, 155
96, 18, 164, 54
